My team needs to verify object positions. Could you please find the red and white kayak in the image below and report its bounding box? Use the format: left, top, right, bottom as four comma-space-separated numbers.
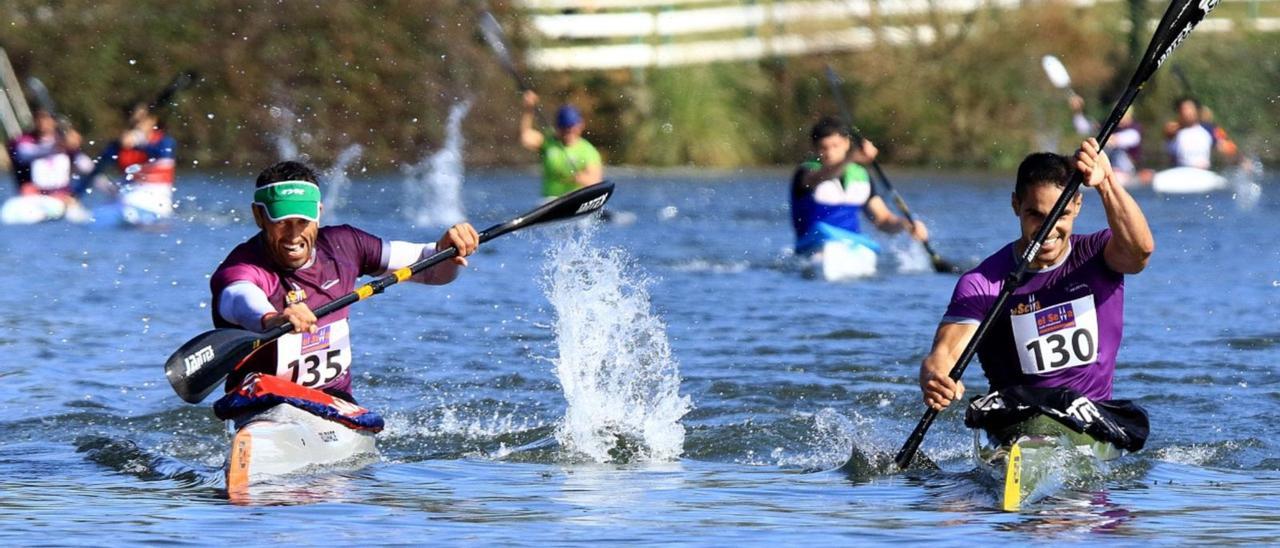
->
225, 403, 380, 496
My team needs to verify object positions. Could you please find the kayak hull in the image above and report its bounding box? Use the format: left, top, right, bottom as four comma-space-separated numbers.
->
1151, 167, 1227, 194
225, 403, 380, 494
799, 222, 880, 282
973, 414, 1123, 511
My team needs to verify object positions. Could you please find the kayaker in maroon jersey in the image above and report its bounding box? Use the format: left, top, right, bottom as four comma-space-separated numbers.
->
209, 160, 478, 402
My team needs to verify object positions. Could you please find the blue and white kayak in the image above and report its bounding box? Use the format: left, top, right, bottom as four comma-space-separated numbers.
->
797, 222, 881, 282
1152, 167, 1228, 194
90, 183, 176, 227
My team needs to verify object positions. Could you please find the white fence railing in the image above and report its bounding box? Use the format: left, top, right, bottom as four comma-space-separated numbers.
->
518, 0, 1280, 69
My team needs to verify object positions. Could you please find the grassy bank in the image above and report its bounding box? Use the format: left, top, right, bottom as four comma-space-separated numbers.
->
2, 1, 1275, 173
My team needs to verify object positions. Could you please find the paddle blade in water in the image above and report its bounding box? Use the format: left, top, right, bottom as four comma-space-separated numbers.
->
1041, 55, 1071, 89
164, 328, 264, 404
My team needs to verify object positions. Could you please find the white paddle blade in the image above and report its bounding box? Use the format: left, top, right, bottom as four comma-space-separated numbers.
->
1041, 55, 1072, 89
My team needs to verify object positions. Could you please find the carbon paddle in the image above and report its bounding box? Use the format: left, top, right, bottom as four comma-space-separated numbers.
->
893, 0, 1222, 470
149, 71, 198, 113
822, 65, 962, 274
165, 182, 616, 403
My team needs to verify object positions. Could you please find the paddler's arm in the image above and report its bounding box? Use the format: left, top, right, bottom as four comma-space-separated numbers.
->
797, 138, 877, 191
218, 282, 316, 334
865, 196, 929, 242
1077, 138, 1155, 274
381, 223, 480, 285
919, 322, 974, 410
519, 90, 544, 151
571, 152, 603, 188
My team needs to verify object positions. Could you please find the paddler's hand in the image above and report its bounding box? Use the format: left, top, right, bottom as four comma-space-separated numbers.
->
522, 90, 539, 111
262, 303, 318, 334
920, 358, 964, 411
1076, 138, 1113, 190
849, 138, 878, 164
906, 219, 929, 242
437, 222, 480, 266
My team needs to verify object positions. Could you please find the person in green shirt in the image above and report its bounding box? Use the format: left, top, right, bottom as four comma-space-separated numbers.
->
519, 91, 604, 199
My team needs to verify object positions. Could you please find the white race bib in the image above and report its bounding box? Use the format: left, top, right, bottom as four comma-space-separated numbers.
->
31, 154, 72, 190
1011, 295, 1099, 375
275, 320, 352, 388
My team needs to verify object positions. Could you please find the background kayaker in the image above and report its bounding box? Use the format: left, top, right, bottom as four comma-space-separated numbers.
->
209, 160, 479, 402
1068, 94, 1150, 187
90, 100, 178, 188
519, 90, 603, 199
1163, 97, 1238, 170
7, 107, 93, 202
919, 138, 1155, 411
790, 116, 929, 256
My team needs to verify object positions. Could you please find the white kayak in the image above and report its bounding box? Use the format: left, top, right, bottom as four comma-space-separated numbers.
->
1151, 167, 1228, 194
92, 183, 176, 227
1, 194, 90, 225
225, 403, 380, 495
799, 222, 880, 282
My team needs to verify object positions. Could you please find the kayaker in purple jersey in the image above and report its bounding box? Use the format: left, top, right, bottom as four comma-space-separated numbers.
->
919, 138, 1155, 411
210, 160, 479, 402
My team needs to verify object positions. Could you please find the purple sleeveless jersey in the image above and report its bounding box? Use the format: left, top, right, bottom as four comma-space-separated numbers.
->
942, 229, 1124, 400
210, 225, 384, 394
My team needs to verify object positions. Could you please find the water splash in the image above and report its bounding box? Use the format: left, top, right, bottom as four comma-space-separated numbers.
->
1230, 155, 1264, 211
888, 235, 932, 274
320, 144, 364, 219
269, 106, 301, 161
403, 99, 472, 227
542, 223, 691, 463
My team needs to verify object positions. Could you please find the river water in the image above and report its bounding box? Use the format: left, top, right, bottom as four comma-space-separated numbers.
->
1, 168, 1278, 544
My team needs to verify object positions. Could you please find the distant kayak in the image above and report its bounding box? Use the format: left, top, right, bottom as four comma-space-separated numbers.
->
1151, 167, 1228, 194
798, 222, 880, 282
91, 183, 176, 227
1, 194, 90, 225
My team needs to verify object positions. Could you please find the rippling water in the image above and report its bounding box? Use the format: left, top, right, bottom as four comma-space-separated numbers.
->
2, 168, 1279, 543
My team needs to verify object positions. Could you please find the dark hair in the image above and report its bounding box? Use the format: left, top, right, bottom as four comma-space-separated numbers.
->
1014, 152, 1074, 200
809, 116, 852, 145
1174, 96, 1201, 111
255, 160, 320, 188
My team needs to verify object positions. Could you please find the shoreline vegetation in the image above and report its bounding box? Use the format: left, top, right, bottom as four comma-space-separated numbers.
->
1, 1, 1275, 174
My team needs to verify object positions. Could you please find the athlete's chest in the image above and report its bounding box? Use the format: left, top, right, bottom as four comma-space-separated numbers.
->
812, 178, 871, 206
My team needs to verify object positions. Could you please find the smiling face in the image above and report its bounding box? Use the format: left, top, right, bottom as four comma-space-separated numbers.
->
1012, 183, 1082, 268
253, 205, 321, 270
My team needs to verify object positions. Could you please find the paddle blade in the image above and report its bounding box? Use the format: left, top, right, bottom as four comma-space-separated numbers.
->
164, 328, 263, 404
149, 71, 198, 113
484, 182, 615, 241
479, 11, 523, 85
25, 77, 56, 115
1041, 55, 1071, 89
1131, 0, 1220, 87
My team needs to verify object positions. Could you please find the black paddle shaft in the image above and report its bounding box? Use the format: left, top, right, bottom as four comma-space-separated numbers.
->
893, 0, 1221, 469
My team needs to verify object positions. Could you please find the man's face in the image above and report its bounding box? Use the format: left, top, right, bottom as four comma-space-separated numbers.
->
815, 133, 851, 167
1012, 183, 1081, 266
556, 122, 584, 144
34, 111, 56, 136
1177, 100, 1199, 126
254, 206, 321, 270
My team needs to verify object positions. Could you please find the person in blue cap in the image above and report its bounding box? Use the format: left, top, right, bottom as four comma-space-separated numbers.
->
519, 90, 603, 199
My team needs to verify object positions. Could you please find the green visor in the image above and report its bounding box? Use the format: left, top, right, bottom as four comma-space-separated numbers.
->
253, 180, 322, 222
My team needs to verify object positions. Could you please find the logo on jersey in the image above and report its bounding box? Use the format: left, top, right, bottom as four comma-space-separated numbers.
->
300, 325, 332, 353
286, 288, 307, 305
1035, 303, 1076, 336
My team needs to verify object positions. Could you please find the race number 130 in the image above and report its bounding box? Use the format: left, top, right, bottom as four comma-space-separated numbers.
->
1011, 295, 1100, 375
